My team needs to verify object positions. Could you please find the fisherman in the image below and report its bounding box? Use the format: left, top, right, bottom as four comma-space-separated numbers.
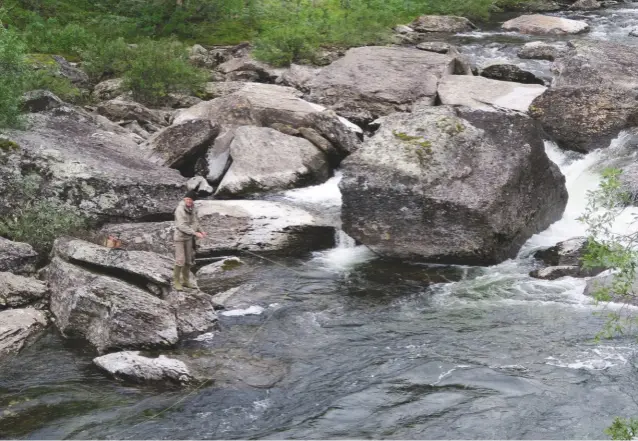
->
173, 190, 207, 290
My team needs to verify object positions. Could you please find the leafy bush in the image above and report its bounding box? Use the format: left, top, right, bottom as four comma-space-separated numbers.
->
606, 417, 638, 440
0, 173, 88, 258
24, 69, 84, 103
123, 39, 207, 106
253, 25, 319, 67
0, 29, 28, 128
81, 37, 133, 82
23, 19, 96, 56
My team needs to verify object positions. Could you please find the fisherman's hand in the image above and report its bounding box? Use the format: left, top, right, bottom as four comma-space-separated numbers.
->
196, 232, 205, 239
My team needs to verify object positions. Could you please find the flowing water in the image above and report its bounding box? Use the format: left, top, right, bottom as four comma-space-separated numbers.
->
4, 5, 638, 440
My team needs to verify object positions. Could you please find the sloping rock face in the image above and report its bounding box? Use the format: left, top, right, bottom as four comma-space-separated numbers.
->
0, 238, 38, 275
530, 40, 638, 152
94, 351, 195, 384
437, 75, 546, 113
142, 119, 220, 169
0, 272, 48, 309
197, 257, 255, 294
0, 308, 48, 358
306, 46, 471, 124
502, 15, 590, 35
100, 200, 336, 257
214, 126, 330, 197
339, 106, 568, 265
410, 15, 476, 33
1, 105, 186, 221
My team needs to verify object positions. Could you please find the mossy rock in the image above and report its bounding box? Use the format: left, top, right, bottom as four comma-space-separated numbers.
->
25, 54, 59, 69
0, 139, 20, 152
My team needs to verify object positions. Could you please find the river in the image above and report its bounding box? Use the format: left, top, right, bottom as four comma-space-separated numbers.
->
3, 4, 638, 440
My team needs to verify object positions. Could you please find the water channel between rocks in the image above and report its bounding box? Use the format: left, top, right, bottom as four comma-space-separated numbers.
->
4, 4, 638, 440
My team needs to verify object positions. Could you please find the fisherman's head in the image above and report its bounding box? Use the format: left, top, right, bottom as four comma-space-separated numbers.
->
184, 190, 197, 208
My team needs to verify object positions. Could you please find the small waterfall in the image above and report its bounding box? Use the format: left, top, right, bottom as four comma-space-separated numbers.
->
335, 230, 356, 249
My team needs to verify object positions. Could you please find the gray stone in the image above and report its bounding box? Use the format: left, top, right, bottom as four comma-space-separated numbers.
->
197, 257, 254, 295
307, 46, 471, 124
142, 119, 219, 168
299, 127, 340, 164
480, 63, 545, 85
570, 0, 602, 9
530, 40, 638, 152
278, 64, 322, 93
630, 28, 638, 38
165, 290, 218, 336
0, 238, 38, 275
437, 75, 546, 113
502, 14, 590, 35
92, 78, 125, 101
47, 256, 179, 353
100, 200, 336, 258
0, 106, 186, 221
52, 55, 90, 87
215, 126, 330, 197
339, 106, 568, 265
94, 351, 195, 384
97, 98, 169, 127
217, 56, 278, 83
0, 272, 48, 309
517, 41, 569, 61
529, 265, 582, 280
584, 273, 638, 306
410, 15, 476, 33
21, 90, 64, 112
0, 308, 48, 357
416, 42, 454, 54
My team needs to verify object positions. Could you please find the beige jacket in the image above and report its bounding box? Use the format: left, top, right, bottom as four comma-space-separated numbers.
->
173, 200, 202, 241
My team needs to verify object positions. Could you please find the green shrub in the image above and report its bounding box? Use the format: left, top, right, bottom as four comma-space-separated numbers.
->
0, 29, 28, 128
0, 173, 88, 258
24, 69, 84, 103
253, 24, 319, 67
81, 37, 133, 82
23, 19, 96, 56
123, 39, 207, 106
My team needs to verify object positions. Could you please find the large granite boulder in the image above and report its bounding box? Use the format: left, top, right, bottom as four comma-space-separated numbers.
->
0, 238, 38, 275
47, 256, 179, 353
0, 272, 48, 309
100, 200, 336, 257
307, 46, 471, 124
0, 308, 48, 358
197, 257, 255, 294
530, 40, 638, 152
502, 15, 590, 35
339, 106, 568, 265
437, 75, 546, 113
0, 105, 187, 221
92, 78, 125, 101
214, 126, 330, 197
96, 98, 169, 128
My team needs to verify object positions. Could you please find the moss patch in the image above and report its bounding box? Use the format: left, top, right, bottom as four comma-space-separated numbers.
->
0, 139, 20, 152
221, 258, 244, 271
393, 130, 434, 168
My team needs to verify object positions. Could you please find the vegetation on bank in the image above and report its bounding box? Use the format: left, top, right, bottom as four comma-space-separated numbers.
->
0, 0, 535, 120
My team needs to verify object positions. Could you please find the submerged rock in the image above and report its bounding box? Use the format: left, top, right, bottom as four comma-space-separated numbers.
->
517, 41, 569, 61
480, 64, 545, 85
339, 106, 568, 265
94, 351, 196, 385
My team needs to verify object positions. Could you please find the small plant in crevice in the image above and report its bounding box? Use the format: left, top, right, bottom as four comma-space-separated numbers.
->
393, 130, 434, 168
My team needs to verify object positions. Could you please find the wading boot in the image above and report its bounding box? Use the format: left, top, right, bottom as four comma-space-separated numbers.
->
173, 265, 184, 291
182, 264, 195, 289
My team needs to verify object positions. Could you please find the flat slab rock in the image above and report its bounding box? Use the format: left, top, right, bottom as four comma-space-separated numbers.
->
502, 15, 590, 35
437, 75, 546, 113
0, 308, 48, 357
100, 200, 336, 257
